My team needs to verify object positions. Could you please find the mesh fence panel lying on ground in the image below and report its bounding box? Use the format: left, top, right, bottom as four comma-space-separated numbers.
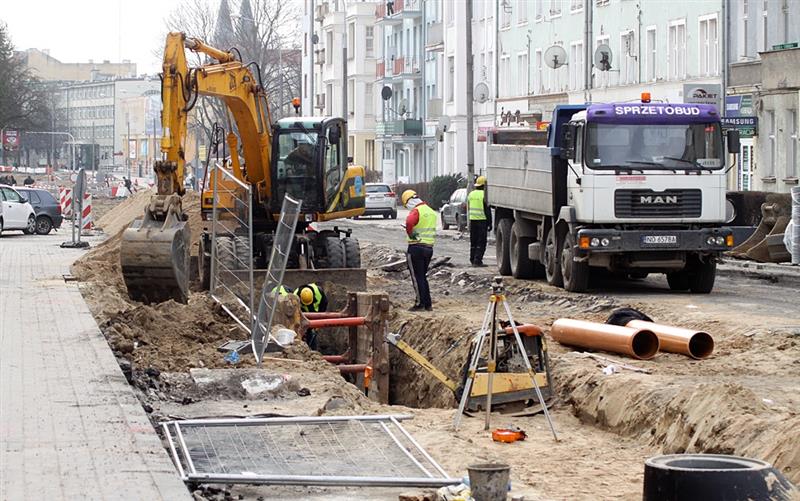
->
162, 415, 459, 487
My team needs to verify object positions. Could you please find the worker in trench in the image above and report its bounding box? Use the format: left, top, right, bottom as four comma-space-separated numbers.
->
295, 283, 328, 350
401, 190, 436, 312
468, 175, 492, 267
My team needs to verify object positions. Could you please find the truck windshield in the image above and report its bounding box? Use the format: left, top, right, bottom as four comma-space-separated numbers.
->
584, 122, 724, 170
275, 129, 320, 203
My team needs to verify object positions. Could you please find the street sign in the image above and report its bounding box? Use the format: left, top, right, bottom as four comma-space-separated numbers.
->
725, 94, 754, 117
722, 116, 758, 138
772, 42, 799, 51
2, 130, 19, 150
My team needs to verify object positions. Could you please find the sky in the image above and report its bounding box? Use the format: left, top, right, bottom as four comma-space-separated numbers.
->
2, 0, 186, 75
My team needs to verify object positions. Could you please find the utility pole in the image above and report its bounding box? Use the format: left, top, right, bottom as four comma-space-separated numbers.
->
126, 119, 131, 179
309, 0, 315, 115
465, 0, 475, 191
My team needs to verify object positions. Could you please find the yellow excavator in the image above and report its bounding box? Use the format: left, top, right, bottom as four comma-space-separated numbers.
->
120, 32, 365, 303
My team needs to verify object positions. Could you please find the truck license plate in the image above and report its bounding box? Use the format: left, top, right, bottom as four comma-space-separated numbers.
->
641, 235, 678, 247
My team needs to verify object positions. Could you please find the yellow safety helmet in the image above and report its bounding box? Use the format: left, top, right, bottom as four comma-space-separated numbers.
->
401, 189, 417, 207
299, 287, 314, 306
474, 175, 486, 187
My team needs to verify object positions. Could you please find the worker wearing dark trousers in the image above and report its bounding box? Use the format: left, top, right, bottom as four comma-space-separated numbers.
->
401, 189, 436, 311
295, 283, 328, 350
468, 176, 492, 266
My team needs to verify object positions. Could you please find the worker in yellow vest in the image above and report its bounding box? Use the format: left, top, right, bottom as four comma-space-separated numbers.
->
295, 283, 328, 350
468, 175, 492, 266
401, 189, 436, 311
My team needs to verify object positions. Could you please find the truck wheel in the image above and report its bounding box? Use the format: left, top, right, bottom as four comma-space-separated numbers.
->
441, 214, 450, 230
325, 237, 346, 268
544, 226, 563, 287
198, 236, 211, 290
510, 222, 544, 279
343, 237, 361, 268
666, 272, 690, 291
234, 236, 252, 270
560, 232, 589, 292
215, 236, 236, 274
689, 256, 716, 294
495, 218, 513, 275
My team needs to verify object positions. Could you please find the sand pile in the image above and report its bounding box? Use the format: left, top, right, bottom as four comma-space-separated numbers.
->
95, 189, 153, 236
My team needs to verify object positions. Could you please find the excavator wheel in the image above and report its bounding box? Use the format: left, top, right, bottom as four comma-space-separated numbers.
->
234, 236, 252, 270
342, 237, 361, 268
121, 218, 191, 304
215, 236, 237, 272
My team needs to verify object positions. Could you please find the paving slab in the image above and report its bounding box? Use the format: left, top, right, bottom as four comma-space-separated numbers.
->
0, 233, 190, 500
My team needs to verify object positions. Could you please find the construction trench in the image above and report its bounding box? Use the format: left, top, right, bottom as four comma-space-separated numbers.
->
73, 190, 800, 500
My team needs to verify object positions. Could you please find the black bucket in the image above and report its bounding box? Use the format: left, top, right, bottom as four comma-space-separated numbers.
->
643, 454, 798, 501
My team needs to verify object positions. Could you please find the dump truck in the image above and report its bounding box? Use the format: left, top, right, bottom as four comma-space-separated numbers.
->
120, 33, 365, 304
487, 99, 740, 293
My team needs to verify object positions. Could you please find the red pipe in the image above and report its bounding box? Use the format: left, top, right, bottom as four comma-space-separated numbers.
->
337, 364, 368, 374
306, 316, 366, 329
504, 324, 543, 337
304, 312, 346, 320
323, 354, 348, 364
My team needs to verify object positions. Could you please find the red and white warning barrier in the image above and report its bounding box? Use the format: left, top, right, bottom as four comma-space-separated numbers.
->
80, 193, 93, 231
59, 187, 73, 217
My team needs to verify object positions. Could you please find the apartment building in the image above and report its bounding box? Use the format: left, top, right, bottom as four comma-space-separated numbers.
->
17, 48, 136, 82
498, 0, 725, 119
301, 0, 378, 172
727, 0, 800, 192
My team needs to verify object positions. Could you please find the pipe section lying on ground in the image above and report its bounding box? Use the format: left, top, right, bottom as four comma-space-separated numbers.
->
306, 316, 366, 329
503, 324, 543, 337
626, 320, 714, 359
550, 319, 659, 360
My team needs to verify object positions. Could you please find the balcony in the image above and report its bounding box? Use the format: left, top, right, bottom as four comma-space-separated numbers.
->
425, 22, 443, 51
377, 61, 385, 78
427, 98, 442, 119
393, 57, 404, 75
375, 0, 422, 24
377, 119, 423, 137
314, 48, 325, 65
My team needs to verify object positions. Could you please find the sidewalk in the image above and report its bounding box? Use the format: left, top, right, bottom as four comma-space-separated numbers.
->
0, 233, 189, 500
718, 257, 800, 287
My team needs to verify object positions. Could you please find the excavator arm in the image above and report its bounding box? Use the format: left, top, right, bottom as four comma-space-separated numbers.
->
121, 32, 272, 304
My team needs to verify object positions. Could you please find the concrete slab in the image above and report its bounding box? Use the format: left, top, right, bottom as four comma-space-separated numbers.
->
0, 233, 190, 500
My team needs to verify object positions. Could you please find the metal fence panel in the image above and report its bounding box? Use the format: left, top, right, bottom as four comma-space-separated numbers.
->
162, 415, 459, 487
252, 196, 301, 363
210, 164, 254, 333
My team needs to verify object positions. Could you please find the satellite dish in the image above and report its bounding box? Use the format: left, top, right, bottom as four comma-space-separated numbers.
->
544, 45, 568, 69
438, 115, 451, 131
474, 82, 490, 104
399, 99, 408, 115
381, 86, 393, 101
594, 44, 613, 71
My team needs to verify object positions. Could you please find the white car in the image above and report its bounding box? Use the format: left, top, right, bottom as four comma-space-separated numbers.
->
360, 183, 398, 219
0, 185, 37, 236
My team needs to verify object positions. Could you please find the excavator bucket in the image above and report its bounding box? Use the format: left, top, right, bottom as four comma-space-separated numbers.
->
120, 216, 191, 304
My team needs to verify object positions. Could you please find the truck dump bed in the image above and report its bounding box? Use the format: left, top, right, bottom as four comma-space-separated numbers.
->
486, 142, 553, 216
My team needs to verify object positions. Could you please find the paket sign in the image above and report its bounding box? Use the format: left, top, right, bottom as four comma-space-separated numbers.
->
684, 84, 722, 112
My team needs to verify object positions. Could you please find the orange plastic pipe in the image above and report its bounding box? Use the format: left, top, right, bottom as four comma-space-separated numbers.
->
306, 317, 366, 329
504, 324, 543, 337
550, 319, 659, 360
626, 320, 714, 359
337, 364, 368, 374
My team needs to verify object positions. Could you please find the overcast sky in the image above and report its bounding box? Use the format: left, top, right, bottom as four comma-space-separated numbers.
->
2, 0, 185, 75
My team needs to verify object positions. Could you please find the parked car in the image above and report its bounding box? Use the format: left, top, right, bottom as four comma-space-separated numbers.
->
360, 183, 397, 219
15, 187, 63, 234
0, 185, 37, 236
440, 188, 467, 232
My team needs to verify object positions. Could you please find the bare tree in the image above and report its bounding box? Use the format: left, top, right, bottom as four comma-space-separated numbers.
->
159, 0, 302, 159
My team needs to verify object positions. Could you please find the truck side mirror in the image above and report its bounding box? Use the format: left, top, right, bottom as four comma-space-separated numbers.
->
727, 129, 741, 154
560, 124, 573, 160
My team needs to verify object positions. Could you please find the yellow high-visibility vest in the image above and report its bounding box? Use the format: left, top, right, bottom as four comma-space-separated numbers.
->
468, 189, 487, 221
407, 204, 436, 246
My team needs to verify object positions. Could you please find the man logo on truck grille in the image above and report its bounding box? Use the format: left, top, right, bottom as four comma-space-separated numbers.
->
640, 195, 678, 204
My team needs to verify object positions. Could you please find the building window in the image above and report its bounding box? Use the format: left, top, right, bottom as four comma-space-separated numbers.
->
326, 32, 333, 65
447, 56, 455, 102
534, 49, 543, 93
550, 0, 562, 17
473, 0, 484, 20
534, 0, 544, 21
645, 26, 657, 82
739, 0, 749, 59
500, 1, 511, 28
761, 0, 768, 52
500, 55, 511, 96
517, 52, 529, 95
518, 0, 528, 23
596, 0, 610, 6
789, 109, 798, 178
619, 31, 635, 85
767, 110, 776, 177
699, 15, 719, 76
366, 26, 374, 57
347, 80, 354, 115
446, 1, 454, 24
347, 24, 355, 59
571, 0, 584, 13
365, 85, 373, 116
668, 19, 686, 80
569, 41, 584, 90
